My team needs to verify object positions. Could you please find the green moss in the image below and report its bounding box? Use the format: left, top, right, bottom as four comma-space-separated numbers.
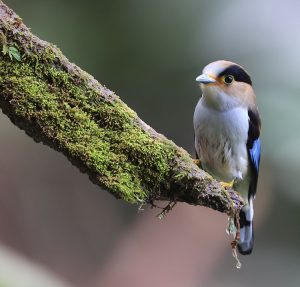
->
0, 45, 177, 203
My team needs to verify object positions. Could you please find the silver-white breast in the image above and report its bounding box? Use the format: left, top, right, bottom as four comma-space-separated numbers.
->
193, 97, 249, 182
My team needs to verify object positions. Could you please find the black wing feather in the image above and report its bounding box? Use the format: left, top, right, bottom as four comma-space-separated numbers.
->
247, 109, 261, 199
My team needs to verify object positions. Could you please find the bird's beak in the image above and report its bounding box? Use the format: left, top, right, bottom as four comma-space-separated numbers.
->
195, 74, 216, 84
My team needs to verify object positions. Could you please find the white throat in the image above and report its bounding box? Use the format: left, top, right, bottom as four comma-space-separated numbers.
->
202, 85, 240, 111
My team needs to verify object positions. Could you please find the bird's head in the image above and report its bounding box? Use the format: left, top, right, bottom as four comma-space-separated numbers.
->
196, 60, 255, 110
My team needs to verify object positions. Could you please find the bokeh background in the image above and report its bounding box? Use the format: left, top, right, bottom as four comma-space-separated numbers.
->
0, 0, 299, 286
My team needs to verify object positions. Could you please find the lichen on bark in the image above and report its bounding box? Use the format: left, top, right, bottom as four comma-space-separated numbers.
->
0, 1, 243, 214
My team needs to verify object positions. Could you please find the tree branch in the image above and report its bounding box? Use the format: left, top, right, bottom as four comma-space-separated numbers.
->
0, 1, 243, 214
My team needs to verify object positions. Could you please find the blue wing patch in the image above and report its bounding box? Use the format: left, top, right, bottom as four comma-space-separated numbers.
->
249, 138, 261, 174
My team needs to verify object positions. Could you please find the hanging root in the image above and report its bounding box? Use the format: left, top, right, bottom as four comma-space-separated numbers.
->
138, 202, 147, 213
230, 210, 242, 269
155, 201, 177, 220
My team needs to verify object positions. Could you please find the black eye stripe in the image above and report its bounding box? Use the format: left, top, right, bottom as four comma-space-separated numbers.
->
218, 65, 252, 86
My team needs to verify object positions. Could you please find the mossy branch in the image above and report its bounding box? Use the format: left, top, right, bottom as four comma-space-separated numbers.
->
0, 1, 243, 214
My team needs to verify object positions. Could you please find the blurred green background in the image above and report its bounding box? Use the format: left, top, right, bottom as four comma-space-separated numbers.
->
0, 0, 299, 286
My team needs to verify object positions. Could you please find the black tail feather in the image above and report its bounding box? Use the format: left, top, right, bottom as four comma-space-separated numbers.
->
237, 206, 254, 255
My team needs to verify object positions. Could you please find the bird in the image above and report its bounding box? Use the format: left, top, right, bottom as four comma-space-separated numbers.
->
193, 60, 261, 255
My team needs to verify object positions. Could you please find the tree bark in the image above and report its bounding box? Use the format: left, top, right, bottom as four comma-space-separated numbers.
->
0, 1, 243, 214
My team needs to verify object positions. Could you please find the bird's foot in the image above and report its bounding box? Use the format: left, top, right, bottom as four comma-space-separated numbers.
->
193, 159, 201, 167
220, 180, 234, 189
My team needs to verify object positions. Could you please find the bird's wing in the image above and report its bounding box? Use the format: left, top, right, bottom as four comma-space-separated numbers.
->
247, 109, 261, 199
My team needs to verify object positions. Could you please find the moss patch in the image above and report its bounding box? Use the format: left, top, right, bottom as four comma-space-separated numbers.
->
0, 44, 177, 203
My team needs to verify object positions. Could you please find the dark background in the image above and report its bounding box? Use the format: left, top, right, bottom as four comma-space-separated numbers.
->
0, 0, 299, 286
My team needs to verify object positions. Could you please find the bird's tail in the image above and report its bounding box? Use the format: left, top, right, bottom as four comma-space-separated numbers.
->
237, 198, 254, 255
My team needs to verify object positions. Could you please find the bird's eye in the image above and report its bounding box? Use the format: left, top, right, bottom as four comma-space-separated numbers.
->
223, 75, 234, 85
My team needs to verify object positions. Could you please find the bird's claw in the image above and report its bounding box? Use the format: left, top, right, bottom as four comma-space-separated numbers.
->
220, 180, 234, 189
193, 159, 201, 167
